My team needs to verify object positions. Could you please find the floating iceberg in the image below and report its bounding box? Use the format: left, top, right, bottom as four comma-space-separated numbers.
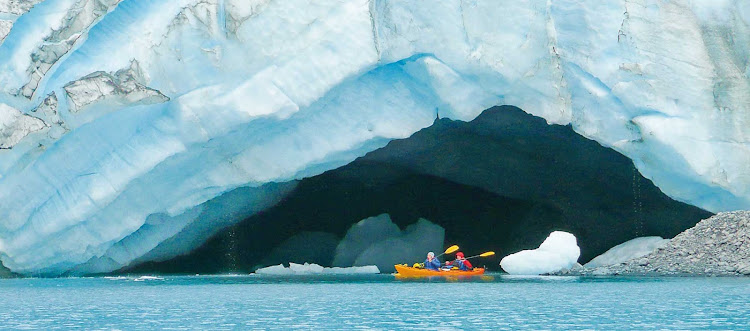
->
500, 231, 581, 275
133, 275, 164, 282
584, 237, 670, 268
0, 0, 748, 275
254, 263, 380, 275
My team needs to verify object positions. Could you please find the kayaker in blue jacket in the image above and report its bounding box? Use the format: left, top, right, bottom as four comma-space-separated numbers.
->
424, 252, 441, 271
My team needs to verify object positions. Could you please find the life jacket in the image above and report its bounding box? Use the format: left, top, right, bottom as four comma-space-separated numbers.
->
453, 259, 472, 270
424, 258, 441, 270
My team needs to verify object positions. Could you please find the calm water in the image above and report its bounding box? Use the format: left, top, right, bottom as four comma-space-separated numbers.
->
1, 274, 749, 330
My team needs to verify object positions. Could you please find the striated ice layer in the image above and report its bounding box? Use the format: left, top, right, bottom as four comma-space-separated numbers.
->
0, 0, 748, 275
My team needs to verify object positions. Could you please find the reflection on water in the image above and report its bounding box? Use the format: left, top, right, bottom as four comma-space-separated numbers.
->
1, 274, 749, 329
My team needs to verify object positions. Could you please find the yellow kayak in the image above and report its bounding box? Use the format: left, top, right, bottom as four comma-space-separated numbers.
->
394, 264, 485, 277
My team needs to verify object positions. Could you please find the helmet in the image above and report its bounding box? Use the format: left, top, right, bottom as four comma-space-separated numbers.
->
427, 252, 435, 259
456, 252, 465, 258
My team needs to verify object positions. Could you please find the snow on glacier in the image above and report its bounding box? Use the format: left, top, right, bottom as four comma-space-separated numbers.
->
0, 0, 748, 275
500, 231, 581, 275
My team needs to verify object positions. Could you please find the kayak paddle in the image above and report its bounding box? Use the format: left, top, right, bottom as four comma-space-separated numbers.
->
465, 251, 495, 259
435, 245, 459, 258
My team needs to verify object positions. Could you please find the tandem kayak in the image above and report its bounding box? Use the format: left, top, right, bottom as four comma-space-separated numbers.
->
394, 264, 485, 277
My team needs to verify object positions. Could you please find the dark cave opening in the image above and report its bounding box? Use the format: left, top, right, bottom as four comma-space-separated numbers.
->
125, 106, 712, 275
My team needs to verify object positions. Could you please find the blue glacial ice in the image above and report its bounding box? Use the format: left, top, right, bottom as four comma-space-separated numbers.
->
0, 0, 749, 275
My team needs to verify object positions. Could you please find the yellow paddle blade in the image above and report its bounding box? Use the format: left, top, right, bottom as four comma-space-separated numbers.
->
444, 245, 460, 254
479, 251, 495, 257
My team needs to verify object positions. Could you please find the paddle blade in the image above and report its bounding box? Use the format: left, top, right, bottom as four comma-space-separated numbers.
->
479, 251, 495, 257
444, 245, 460, 254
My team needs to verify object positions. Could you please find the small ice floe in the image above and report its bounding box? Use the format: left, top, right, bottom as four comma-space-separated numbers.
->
103, 276, 128, 280
133, 275, 165, 282
255, 262, 380, 275
500, 231, 580, 275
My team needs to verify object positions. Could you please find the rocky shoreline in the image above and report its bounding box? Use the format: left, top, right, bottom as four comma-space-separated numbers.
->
559, 211, 750, 276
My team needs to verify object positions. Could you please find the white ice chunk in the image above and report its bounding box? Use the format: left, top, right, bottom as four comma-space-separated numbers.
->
254, 262, 380, 275
584, 236, 670, 268
321, 265, 380, 275
288, 262, 325, 274
500, 231, 580, 275
133, 275, 164, 281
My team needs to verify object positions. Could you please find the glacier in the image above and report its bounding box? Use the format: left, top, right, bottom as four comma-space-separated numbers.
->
0, 0, 748, 275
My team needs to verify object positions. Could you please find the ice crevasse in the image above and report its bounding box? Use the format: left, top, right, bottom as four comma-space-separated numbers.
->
0, 0, 748, 275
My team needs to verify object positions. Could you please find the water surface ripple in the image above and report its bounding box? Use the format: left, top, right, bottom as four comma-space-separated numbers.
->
1, 274, 749, 329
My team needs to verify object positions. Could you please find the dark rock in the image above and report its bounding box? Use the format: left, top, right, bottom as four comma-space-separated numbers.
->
594, 211, 750, 276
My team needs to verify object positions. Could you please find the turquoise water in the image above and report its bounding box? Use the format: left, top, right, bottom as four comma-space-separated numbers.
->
1, 274, 749, 329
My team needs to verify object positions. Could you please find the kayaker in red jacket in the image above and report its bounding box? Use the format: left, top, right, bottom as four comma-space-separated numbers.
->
445, 252, 473, 270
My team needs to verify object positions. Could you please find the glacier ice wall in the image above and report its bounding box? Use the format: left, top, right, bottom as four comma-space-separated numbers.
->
0, 0, 748, 275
